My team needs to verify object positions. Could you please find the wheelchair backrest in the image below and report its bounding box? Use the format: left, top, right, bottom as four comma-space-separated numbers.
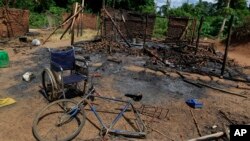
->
50, 48, 75, 71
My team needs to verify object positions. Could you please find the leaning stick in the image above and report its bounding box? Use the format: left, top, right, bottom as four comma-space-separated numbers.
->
197, 82, 247, 98
103, 8, 131, 48
70, 3, 79, 45
60, 20, 72, 40
149, 127, 174, 141
43, 6, 83, 44
190, 109, 202, 137
187, 132, 224, 141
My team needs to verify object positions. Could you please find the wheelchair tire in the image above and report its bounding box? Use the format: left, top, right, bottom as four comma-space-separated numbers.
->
42, 68, 58, 101
32, 99, 86, 141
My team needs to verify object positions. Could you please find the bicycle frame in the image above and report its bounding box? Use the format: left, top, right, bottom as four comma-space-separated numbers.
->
75, 87, 147, 137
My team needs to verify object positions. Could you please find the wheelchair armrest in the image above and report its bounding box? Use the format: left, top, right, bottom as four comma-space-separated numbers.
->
51, 61, 63, 72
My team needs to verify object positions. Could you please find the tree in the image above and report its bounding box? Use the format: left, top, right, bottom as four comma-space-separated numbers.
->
216, 0, 249, 38
217, 0, 231, 38
159, 0, 171, 16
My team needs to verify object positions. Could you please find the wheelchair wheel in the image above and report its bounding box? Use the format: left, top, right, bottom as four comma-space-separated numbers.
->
32, 99, 86, 141
42, 68, 58, 101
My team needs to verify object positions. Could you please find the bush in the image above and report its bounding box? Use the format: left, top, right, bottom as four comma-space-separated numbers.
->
48, 6, 66, 26
29, 12, 48, 28
153, 17, 167, 38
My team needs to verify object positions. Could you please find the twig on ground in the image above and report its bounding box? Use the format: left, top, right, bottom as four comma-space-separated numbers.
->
190, 109, 202, 137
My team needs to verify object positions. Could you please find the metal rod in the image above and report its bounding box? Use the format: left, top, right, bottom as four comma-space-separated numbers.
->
94, 95, 130, 103
221, 15, 234, 76
86, 100, 108, 129
109, 102, 131, 129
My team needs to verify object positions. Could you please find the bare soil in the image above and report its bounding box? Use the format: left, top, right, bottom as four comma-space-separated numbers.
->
0, 31, 250, 141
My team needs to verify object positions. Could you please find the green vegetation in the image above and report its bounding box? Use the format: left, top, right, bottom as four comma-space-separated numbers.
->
1, 0, 250, 39
153, 17, 167, 38
157, 0, 250, 38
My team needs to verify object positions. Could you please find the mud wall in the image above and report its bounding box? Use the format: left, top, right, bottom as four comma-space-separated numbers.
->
0, 8, 29, 38
102, 7, 156, 41
165, 16, 190, 42
62, 13, 98, 30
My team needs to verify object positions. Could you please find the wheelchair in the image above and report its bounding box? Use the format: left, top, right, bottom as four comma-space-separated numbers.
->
41, 46, 89, 101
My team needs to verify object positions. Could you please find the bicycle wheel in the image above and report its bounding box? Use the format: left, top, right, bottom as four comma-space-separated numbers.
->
42, 68, 58, 101
32, 99, 86, 141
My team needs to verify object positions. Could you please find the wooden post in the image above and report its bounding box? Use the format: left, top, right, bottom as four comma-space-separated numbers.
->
221, 15, 234, 76
113, 11, 117, 41
195, 16, 204, 55
71, 3, 78, 45
102, 0, 105, 8
76, 13, 80, 37
112, 0, 115, 8
191, 18, 197, 44
80, 0, 84, 36
143, 14, 148, 50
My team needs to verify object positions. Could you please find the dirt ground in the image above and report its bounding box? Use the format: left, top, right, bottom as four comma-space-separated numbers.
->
0, 30, 250, 141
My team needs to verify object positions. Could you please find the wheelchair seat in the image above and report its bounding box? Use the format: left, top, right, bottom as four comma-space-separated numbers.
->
63, 73, 87, 84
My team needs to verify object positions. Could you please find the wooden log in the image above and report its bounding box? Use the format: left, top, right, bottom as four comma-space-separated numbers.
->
187, 132, 224, 141
42, 7, 83, 44
144, 48, 167, 66
80, 0, 84, 36
197, 82, 247, 98
190, 109, 202, 137
103, 8, 131, 48
219, 110, 235, 125
76, 12, 80, 37
183, 79, 202, 88
221, 15, 234, 76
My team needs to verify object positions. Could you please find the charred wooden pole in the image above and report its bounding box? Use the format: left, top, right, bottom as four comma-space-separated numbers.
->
76, 13, 80, 37
103, 8, 131, 48
195, 16, 204, 55
112, 0, 115, 8
80, 0, 84, 36
143, 14, 148, 50
102, 0, 105, 8
191, 18, 197, 44
221, 15, 234, 76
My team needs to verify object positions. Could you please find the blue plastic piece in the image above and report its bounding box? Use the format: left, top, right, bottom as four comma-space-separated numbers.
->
186, 99, 203, 109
